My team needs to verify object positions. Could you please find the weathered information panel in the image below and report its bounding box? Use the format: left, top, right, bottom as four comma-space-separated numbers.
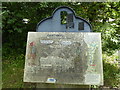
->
24, 32, 103, 85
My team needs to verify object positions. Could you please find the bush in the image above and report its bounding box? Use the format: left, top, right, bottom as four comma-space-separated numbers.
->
103, 54, 120, 88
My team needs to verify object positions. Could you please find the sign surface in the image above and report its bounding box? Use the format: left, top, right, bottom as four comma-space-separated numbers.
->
24, 32, 103, 85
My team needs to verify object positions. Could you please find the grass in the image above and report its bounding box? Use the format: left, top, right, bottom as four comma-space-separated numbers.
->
2, 54, 36, 88
2, 53, 120, 88
2, 54, 25, 88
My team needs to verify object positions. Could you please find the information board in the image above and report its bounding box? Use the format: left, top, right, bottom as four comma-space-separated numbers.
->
24, 32, 103, 85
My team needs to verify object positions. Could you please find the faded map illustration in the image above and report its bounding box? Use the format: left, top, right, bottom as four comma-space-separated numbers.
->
24, 32, 103, 85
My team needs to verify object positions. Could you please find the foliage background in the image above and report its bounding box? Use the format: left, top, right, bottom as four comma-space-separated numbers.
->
2, 2, 120, 88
